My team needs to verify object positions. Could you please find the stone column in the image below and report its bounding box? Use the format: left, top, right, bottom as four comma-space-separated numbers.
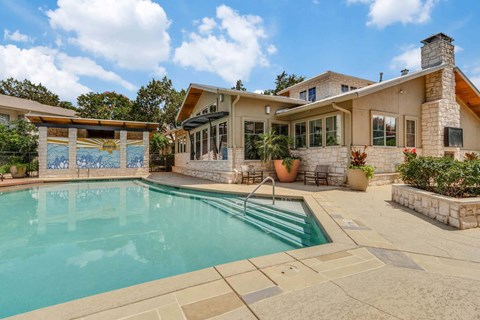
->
420, 33, 460, 157
38, 126, 47, 178
143, 131, 149, 174
68, 128, 77, 177
120, 130, 127, 169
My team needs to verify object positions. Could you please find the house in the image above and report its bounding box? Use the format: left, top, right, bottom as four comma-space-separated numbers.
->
173, 33, 480, 185
0, 94, 76, 126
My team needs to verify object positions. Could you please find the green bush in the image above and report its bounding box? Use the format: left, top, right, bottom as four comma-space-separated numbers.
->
398, 157, 480, 198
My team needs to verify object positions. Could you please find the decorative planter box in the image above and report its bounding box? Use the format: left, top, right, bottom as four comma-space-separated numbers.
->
392, 184, 480, 229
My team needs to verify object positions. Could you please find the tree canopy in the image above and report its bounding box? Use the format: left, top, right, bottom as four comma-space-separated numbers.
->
263, 71, 305, 95
76, 91, 132, 120
0, 78, 76, 110
231, 79, 247, 91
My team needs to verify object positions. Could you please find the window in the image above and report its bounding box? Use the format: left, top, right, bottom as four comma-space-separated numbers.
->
326, 115, 341, 146
244, 121, 264, 160
0, 113, 10, 125
218, 122, 228, 160
341, 84, 349, 93
308, 87, 316, 102
294, 122, 307, 148
299, 91, 307, 100
405, 119, 416, 148
209, 102, 217, 113
372, 115, 397, 146
308, 119, 322, 147
210, 125, 217, 159
271, 123, 289, 136
195, 131, 201, 159
178, 135, 186, 153
201, 108, 208, 115
202, 128, 208, 160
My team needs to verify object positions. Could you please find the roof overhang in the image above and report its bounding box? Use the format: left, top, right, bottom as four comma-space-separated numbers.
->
26, 115, 159, 132
276, 64, 446, 117
175, 83, 307, 123
181, 111, 229, 131
454, 67, 480, 119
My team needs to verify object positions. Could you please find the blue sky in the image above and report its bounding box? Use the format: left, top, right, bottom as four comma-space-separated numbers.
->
0, 0, 479, 104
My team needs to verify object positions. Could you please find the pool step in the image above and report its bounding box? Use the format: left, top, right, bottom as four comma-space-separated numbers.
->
202, 199, 306, 247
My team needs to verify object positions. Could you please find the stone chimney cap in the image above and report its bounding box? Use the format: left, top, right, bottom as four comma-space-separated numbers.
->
421, 33, 454, 45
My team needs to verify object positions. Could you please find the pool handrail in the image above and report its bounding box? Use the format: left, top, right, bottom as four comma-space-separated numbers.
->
243, 176, 275, 214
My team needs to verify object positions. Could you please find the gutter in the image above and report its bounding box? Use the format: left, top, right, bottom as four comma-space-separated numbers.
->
231, 95, 240, 171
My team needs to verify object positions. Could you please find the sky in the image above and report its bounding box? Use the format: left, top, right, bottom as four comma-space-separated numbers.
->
0, 0, 479, 104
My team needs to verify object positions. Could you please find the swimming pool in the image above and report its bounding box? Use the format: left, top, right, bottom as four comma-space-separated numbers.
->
0, 179, 328, 317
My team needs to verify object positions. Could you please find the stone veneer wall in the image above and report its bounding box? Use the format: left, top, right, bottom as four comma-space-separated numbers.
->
392, 184, 480, 229
365, 147, 423, 173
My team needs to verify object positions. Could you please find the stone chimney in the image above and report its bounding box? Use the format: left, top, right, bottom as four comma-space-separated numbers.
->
420, 33, 460, 158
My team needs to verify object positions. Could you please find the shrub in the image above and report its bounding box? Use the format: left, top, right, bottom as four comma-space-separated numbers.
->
349, 146, 375, 180
398, 156, 480, 198
465, 152, 479, 161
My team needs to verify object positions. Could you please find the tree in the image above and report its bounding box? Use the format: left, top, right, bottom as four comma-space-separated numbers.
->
150, 132, 171, 154
76, 91, 132, 120
131, 77, 174, 123
0, 78, 75, 109
160, 88, 186, 129
231, 79, 247, 91
263, 71, 305, 95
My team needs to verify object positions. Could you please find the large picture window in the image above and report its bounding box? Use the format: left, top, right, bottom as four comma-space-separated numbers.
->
294, 122, 307, 148
271, 123, 289, 136
195, 131, 201, 160
308, 119, 322, 147
326, 115, 341, 146
373, 115, 397, 146
218, 122, 228, 160
244, 121, 264, 160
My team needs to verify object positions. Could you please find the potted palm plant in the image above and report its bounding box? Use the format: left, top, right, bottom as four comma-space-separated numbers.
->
347, 146, 375, 191
256, 129, 300, 182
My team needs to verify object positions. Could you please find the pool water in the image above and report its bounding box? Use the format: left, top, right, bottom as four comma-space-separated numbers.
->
0, 180, 328, 317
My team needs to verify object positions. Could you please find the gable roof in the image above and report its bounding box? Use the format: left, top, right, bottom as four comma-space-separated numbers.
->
454, 67, 480, 119
0, 94, 76, 117
277, 70, 375, 96
176, 83, 307, 122
276, 64, 446, 117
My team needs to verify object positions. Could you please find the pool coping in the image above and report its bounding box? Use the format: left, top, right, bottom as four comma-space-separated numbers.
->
4, 176, 356, 320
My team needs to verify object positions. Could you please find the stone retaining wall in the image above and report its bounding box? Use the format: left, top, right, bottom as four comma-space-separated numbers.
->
392, 184, 480, 229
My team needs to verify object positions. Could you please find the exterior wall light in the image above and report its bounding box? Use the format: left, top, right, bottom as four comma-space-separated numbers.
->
265, 105, 271, 114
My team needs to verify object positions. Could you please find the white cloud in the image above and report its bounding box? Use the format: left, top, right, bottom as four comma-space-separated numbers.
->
267, 44, 277, 55
198, 17, 217, 34
173, 5, 274, 83
348, 0, 438, 28
390, 45, 421, 71
46, 0, 171, 71
3, 29, 33, 43
0, 44, 136, 101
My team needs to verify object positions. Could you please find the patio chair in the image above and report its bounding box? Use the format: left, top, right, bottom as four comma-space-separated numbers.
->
240, 165, 263, 185
304, 165, 329, 186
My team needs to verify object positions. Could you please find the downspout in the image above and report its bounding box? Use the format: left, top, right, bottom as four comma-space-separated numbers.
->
231, 95, 240, 175
332, 103, 352, 148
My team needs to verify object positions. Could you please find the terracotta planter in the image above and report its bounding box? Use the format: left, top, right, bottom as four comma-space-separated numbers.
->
347, 168, 370, 191
10, 165, 26, 179
274, 159, 300, 183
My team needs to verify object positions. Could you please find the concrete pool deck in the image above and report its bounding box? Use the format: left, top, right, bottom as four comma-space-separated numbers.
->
4, 173, 480, 320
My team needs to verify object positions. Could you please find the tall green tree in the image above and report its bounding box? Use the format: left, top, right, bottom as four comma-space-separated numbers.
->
76, 91, 132, 120
131, 77, 186, 129
131, 77, 174, 123
263, 71, 305, 95
0, 78, 75, 109
231, 79, 247, 91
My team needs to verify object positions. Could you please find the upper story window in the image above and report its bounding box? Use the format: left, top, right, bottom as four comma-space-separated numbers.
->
299, 90, 307, 100
209, 102, 217, 113
372, 114, 397, 146
0, 113, 10, 126
341, 84, 349, 92
308, 87, 316, 102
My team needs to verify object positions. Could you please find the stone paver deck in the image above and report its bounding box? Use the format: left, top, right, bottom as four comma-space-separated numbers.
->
4, 173, 480, 320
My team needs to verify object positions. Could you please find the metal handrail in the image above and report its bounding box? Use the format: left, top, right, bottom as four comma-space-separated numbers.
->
243, 176, 275, 214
